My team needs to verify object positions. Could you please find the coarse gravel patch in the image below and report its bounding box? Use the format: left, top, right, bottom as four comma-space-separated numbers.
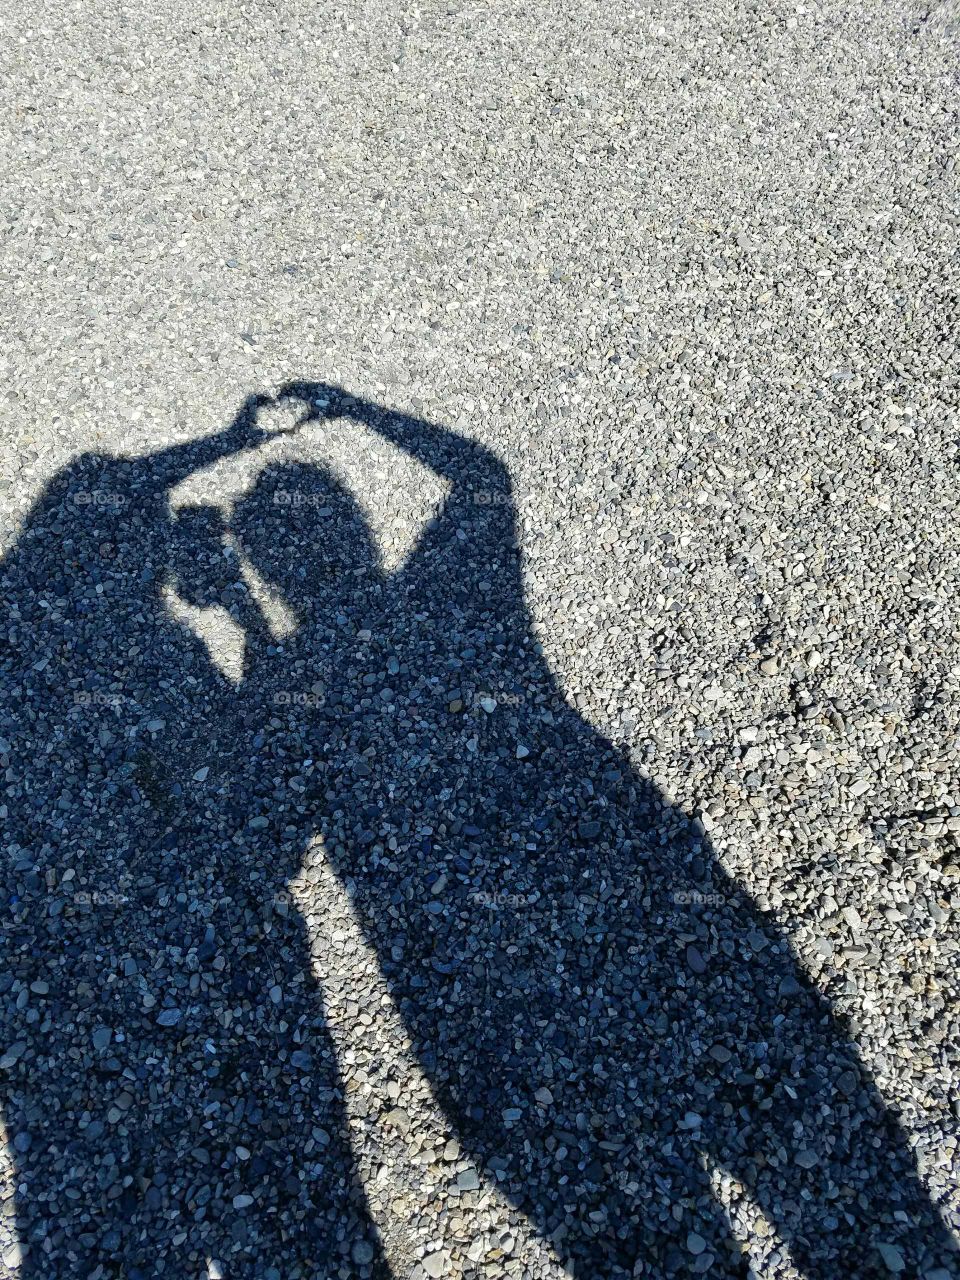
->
2, 0, 960, 1277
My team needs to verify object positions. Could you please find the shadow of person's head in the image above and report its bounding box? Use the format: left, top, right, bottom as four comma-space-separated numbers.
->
232, 460, 383, 620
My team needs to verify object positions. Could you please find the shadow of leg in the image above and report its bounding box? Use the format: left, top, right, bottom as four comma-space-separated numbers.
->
701, 979, 958, 1279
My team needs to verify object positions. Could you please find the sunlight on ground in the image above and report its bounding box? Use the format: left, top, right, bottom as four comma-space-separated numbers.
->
161, 585, 248, 685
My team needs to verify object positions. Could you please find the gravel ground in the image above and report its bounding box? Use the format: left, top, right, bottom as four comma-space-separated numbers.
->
2, 0, 960, 1277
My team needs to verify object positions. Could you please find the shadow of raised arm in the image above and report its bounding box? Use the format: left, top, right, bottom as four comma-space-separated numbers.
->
276, 380, 518, 603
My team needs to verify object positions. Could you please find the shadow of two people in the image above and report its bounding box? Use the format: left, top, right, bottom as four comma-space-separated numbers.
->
0, 383, 955, 1279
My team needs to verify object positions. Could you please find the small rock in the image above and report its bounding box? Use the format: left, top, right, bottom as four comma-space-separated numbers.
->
352, 1240, 375, 1265
384, 1107, 410, 1134
686, 944, 707, 974
837, 1069, 859, 1097
687, 1232, 707, 1255
1, 1041, 28, 1069
876, 1243, 905, 1273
